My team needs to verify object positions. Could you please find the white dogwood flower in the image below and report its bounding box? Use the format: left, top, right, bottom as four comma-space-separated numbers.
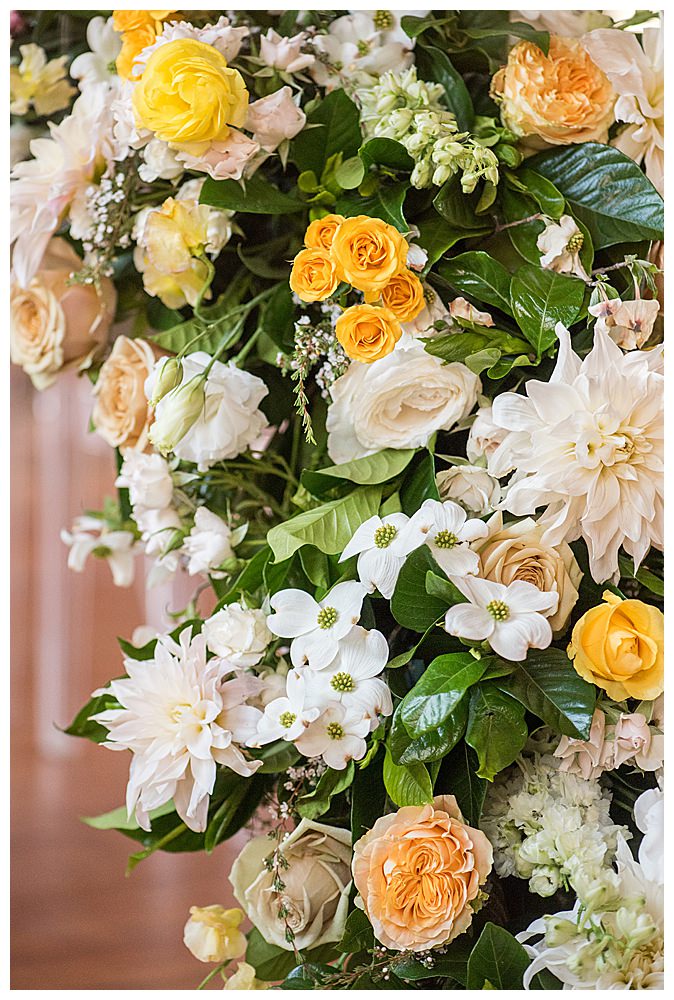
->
444, 577, 558, 661
295, 704, 371, 769
267, 581, 367, 671
303, 627, 393, 728
537, 215, 589, 280
403, 498, 488, 577
252, 670, 320, 745
339, 513, 414, 598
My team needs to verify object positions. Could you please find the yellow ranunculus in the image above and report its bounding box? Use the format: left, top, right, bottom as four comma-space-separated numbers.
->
289, 248, 339, 302
304, 214, 345, 252
376, 268, 425, 323
183, 905, 247, 964
113, 10, 175, 33
568, 590, 663, 701
135, 198, 214, 309
335, 303, 401, 364
331, 215, 408, 294
491, 35, 615, 147
132, 38, 249, 144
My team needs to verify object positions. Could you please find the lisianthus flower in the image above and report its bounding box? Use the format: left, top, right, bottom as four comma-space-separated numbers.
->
61, 515, 139, 588
403, 498, 489, 577
267, 581, 367, 670
339, 512, 414, 598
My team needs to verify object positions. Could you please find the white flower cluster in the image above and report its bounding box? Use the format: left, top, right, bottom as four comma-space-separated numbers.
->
481, 753, 627, 897
358, 67, 499, 192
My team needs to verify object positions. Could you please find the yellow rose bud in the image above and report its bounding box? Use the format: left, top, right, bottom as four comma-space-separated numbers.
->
331, 215, 409, 294
289, 248, 339, 302
132, 38, 249, 144
183, 905, 247, 964
223, 962, 270, 991
304, 214, 345, 252
376, 268, 426, 323
491, 36, 615, 148
568, 590, 663, 701
335, 303, 402, 364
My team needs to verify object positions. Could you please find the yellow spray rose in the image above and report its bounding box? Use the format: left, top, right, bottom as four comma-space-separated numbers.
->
304, 214, 345, 252
568, 591, 664, 701
113, 10, 177, 80
331, 215, 408, 294
183, 905, 247, 964
289, 248, 339, 302
376, 268, 426, 323
335, 303, 402, 363
491, 36, 615, 147
132, 39, 249, 144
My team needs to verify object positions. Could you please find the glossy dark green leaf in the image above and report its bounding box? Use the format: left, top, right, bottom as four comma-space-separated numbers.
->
438, 251, 514, 315
246, 929, 337, 982
510, 264, 585, 355
425, 570, 465, 607
391, 545, 448, 631
351, 748, 386, 842
290, 88, 361, 175
399, 450, 439, 515
466, 923, 532, 990
392, 937, 471, 983
501, 649, 596, 739
390, 700, 468, 765
515, 167, 565, 218
359, 137, 414, 173
433, 178, 492, 236
338, 908, 375, 954
415, 44, 474, 130
200, 173, 304, 214
383, 748, 433, 806
437, 742, 487, 826
400, 652, 487, 736
336, 181, 408, 232
465, 685, 528, 781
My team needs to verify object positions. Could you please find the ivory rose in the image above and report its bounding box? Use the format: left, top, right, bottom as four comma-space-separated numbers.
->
476, 514, 582, 633
491, 36, 615, 148
289, 248, 338, 302
436, 465, 502, 517
331, 215, 408, 294
335, 303, 401, 363
352, 795, 492, 952
326, 339, 480, 463
92, 336, 157, 450
203, 603, 272, 667
10, 238, 115, 390
229, 819, 352, 951
568, 591, 664, 700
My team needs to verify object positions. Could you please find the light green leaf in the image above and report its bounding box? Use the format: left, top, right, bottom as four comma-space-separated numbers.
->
304, 449, 415, 490
267, 486, 382, 562
82, 801, 175, 830
383, 748, 433, 807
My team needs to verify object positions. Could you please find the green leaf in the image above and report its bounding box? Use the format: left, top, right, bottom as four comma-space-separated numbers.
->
359, 137, 414, 173
204, 776, 257, 853
515, 167, 565, 218
464, 22, 549, 55
389, 700, 468, 766
303, 449, 415, 492
399, 450, 439, 515
425, 570, 465, 607
415, 209, 466, 267
297, 761, 355, 820
465, 685, 528, 781
246, 929, 336, 982
501, 650, 596, 739
618, 555, 665, 597
82, 800, 175, 831
423, 329, 531, 365
351, 746, 386, 841
392, 938, 471, 983
438, 742, 487, 826
250, 740, 301, 774
383, 748, 433, 807
438, 251, 514, 315
510, 264, 585, 356
336, 181, 408, 232
338, 908, 375, 955
391, 545, 448, 631
433, 178, 492, 236
400, 653, 487, 737
335, 155, 366, 189
267, 485, 382, 562
200, 173, 305, 214
466, 923, 532, 990
64, 690, 120, 743
291, 88, 361, 175
528, 143, 664, 247
414, 44, 474, 130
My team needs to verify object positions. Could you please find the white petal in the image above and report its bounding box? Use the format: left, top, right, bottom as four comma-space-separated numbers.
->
444, 604, 493, 641
267, 589, 319, 637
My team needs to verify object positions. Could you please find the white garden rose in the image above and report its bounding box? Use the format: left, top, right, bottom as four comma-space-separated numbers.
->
436, 465, 501, 517
326, 340, 480, 463
182, 507, 236, 578
229, 819, 352, 951
115, 451, 174, 512
203, 603, 272, 667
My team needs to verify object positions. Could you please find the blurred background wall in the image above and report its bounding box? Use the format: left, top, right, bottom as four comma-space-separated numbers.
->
10, 367, 246, 989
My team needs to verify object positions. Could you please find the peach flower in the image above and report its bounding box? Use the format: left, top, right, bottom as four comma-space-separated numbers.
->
352, 794, 492, 952
92, 335, 158, 450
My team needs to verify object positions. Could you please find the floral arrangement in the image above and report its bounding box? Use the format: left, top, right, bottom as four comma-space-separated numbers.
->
10, 8, 664, 991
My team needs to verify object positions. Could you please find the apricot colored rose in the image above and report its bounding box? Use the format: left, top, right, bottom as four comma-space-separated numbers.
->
92, 335, 157, 451
331, 215, 408, 294
289, 248, 339, 302
352, 795, 492, 952
304, 214, 345, 252
378, 268, 425, 323
568, 591, 663, 701
335, 303, 401, 363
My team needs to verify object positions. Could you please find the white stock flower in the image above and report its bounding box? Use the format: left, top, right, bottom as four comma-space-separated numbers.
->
267, 581, 367, 671
115, 451, 174, 512
203, 603, 272, 667
92, 627, 263, 833
70, 16, 121, 88
252, 670, 320, 744
583, 24, 664, 195
444, 576, 558, 661
588, 295, 659, 351
303, 627, 393, 729
146, 352, 269, 471
435, 466, 502, 517
259, 29, 315, 74
295, 704, 371, 769
403, 499, 488, 578
327, 339, 480, 463
61, 515, 138, 587
182, 507, 235, 578
537, 215, 589, 280
339, 512, 413, 598
488, 324, 663, 582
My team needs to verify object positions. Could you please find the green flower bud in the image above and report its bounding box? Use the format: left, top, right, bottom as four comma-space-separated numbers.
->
150, 357, 183, 406
149, 374, 206, 454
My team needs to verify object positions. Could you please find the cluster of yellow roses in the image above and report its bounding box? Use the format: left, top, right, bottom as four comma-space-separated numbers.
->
289, 214, 425, 365
113, 9, 178, 81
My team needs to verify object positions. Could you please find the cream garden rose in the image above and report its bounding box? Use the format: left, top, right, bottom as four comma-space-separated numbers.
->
436, 465, 502, 517
92, 335, 157, 450
10, 238, 115, 390
230, 819, 351, 951
203, 603, 272, 667
476, 514, 582, 633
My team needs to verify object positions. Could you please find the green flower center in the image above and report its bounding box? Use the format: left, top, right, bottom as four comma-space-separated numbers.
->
486, 599, 510, 622
565, 232, 584, 253
92, 544, 112, 558
374, 523, 397, 548
357, 39, 371, 56
326, 722, 345, 740
317, 606, 338, 629
373, 10, 394, 30
434, 530, 459, 549
279, 711, 296, 729
330, 671, 355, 693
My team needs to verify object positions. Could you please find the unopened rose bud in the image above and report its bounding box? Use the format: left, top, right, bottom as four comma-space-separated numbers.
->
223, 961, 270, 990
149, 374, 206, 454
183, 905, 247, 964
150, 356, 183, 406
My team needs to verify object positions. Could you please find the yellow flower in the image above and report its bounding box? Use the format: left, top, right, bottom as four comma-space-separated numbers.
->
10, 43, 76, 116
491, 36, 615, 147
304, 214, 345, 252
135, 198, 214, 309
335, 303, 401, 364
375, 269, 426, 323
112, 10, 175, 33
331, 215, 408, 294
568, 591, 663, 700
113, 10, 177, 80
132, 39, 248, 143
289, 248, 339, 302
183, 905, 247, 964
223, 963, 270, 991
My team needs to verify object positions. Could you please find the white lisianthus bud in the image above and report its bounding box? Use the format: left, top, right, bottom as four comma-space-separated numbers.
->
149, 356, 183, 406
183, 905, 247, 964
149, 374, 206, 454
